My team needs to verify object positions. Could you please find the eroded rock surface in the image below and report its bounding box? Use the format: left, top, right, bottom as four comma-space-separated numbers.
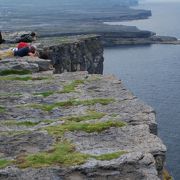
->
0, 57, 52, 73
0, 71, 166, 180
37, 35, 104, 74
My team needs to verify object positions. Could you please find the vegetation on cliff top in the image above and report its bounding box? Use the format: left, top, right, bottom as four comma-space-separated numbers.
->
0, 69, 31, 76
63, 111, 106, 122
60, 79, 85, 93
0, 159, 11, 168
44, 120, 127, 136
0, 106, 5, 113
29, 98, 115, 111
16, 141, 126, 168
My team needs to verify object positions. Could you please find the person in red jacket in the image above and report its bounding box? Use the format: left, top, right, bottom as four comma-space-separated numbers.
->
17, 42, 29, 49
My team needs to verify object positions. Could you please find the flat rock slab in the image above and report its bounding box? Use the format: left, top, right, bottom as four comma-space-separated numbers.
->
0, 71, 166, 180
0, 57, 52, 73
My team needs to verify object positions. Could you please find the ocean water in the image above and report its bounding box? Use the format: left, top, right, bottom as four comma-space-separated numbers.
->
104, 2, 180, 179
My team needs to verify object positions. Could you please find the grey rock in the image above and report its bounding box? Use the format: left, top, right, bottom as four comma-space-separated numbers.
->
0, 58, 39, 73
0, 57, 52, 73
0, 70, 167, 179
37, 35, 104, 74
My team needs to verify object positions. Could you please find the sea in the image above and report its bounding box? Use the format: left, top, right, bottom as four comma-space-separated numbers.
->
104, 2, 180, 179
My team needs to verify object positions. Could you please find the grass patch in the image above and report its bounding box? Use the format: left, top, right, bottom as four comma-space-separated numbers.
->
30, 98, 115, 112
163, 169, 173, 180
3, 120, 40, 127
0, 159, 11, 168
33, 91, 54, 97
60, 80, 85, 93
45, 120, 126, 136
0, 76, 49, 81
0, 106, 5, 113
15, 141, 126, 168
64, 111, 106, 122
111, 114, 118, 117
93, 151, 126, 161
0, 130, 30, 137
16, 141, 89, 168
0, 93, 22, 97
2, 119, 56, 127
0, 69, 31, 76
42, 120, 54, 124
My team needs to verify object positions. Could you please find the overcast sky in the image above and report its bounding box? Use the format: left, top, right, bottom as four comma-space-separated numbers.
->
144, 0, 180, 2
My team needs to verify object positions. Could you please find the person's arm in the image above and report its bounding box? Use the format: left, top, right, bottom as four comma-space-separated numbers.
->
28, 52, 36, 57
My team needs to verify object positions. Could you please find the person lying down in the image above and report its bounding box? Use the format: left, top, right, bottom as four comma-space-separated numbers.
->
0, 43, 38, 60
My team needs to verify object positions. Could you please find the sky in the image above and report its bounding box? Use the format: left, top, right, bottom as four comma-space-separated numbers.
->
144, 0, 180, 2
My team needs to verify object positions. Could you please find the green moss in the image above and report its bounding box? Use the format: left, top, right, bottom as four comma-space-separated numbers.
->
2, 119, 57, 127
16, 141, 89, 168
64, 111, 106, 122
45, 120, 126, 136
0, 69, 31, 76
30, 98, 115, 112
0, 106, 5, 113
43, 120, 54, 124
60, 80, 85, 93
15, 141, 126, 168
0, 76, 49, 81
110, 114, 118, 117
93, 151, 126, 161
0, 93, 22, 97
0, 130, 30, 137
0, 159, 11, 168
163, 169, 173, 180
33, 91, 54, 97
3, 120, 39, 127
9, 76, 32, 81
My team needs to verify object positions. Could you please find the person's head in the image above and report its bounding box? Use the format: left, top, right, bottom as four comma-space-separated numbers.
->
29, 45, 36, 54
31, 32, 36, 37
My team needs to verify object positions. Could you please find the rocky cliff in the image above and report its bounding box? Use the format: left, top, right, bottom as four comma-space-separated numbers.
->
0, 35, 168, 180
37, 35, 104, 74
0, 69, 166, 180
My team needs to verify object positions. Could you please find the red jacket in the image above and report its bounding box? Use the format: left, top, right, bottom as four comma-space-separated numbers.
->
17, 42, 29, 49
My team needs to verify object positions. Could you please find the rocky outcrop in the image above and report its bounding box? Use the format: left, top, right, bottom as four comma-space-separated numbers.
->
0, 57, 52, 73
0, 35, 104, 74
0, 69, 166, 180
37, 35, 104, 74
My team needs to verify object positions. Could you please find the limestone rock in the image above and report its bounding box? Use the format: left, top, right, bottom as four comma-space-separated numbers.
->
0, 57, 52, 73
37, 35, 104, 74
0, 71, 166, 180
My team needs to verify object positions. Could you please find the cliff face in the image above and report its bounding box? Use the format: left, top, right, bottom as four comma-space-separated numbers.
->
37, 35, 104, 74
